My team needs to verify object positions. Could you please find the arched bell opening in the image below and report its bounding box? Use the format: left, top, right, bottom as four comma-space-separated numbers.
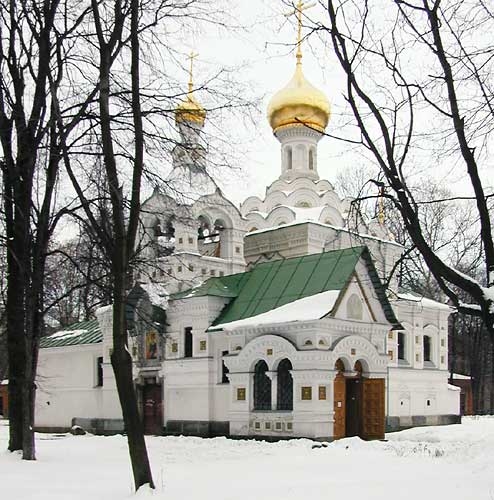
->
153, 216, 176, 257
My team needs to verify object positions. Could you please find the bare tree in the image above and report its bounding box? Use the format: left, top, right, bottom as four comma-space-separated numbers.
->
50, 0, 252, 490
316, 0, 494, 332
0, 0, 92, 459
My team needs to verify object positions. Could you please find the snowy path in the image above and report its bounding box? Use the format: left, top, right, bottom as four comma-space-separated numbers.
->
1, 417, 494, 500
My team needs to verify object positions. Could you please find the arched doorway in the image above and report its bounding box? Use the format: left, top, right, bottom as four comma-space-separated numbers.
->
345, 361, 363, 438
333, 358, 385, 440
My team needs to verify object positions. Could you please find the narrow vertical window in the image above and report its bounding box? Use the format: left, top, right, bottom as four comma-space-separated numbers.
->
221, 350, 230, 384
308, 149, 314, 170
184, 327, 193, 358
286, 146, 293, 170
398, 332, 406, 361
253, 360, 271, 410
423, 335, 431, 362
96, 357, 103, 387
276, 359, 293, 411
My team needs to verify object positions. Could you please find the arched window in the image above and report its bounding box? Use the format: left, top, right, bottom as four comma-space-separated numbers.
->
347, 293, 363, 320
155, 217, 175, 257
309, 149, 314, 170
296, 200, 311, 208
335, 358, 345, 373
253, 360, 271, 410
197, 215, 211, 240
277, 359, 293, 411
286, 146, 293, 170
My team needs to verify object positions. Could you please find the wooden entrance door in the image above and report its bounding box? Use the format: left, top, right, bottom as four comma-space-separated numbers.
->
333, 373, 346, 439
345, 378, 362, 437
361, 378, 385, 440
142, 384, 162, 435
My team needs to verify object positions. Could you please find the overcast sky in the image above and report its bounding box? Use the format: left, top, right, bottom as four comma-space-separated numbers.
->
170, 0, 355, 206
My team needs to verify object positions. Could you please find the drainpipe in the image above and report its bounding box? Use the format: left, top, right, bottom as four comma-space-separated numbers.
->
386, 364, 390, 433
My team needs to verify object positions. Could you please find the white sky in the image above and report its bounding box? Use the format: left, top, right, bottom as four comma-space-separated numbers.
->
165, 0, 492, 208
170, 0, 355, 206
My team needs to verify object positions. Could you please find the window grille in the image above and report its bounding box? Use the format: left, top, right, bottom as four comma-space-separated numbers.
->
277, 359, 293, 411
253, 360, 271, 410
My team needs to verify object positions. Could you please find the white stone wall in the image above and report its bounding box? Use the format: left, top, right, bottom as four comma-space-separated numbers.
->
387, 367, 459, 417
36, 344, 122, 429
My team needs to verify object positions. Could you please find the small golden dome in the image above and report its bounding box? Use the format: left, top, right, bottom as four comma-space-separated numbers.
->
175, 91, 206, 126
267, 62, 330, 134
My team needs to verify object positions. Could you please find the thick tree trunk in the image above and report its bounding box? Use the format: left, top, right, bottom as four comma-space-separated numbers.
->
111, 267, 154, 490
6, 217, 28, 452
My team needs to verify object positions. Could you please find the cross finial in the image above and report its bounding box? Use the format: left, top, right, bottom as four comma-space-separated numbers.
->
187, 51, 199, 93
285, 1, 315, 65
378, 185, 385, 225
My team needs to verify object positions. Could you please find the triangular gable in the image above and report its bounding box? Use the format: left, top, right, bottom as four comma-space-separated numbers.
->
332, 273, 377, 323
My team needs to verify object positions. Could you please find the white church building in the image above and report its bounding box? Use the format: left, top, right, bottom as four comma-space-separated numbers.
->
35, 41, 460, 440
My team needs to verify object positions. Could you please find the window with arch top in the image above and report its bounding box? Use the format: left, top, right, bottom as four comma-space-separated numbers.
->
253, 360, 271, 410
347, 293, 363, 320
286, 146, 293, 170
309, 148, 314, 170
276, 359, 293, 411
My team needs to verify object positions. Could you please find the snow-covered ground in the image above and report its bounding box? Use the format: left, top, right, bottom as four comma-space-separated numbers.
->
2, 417, 494, 500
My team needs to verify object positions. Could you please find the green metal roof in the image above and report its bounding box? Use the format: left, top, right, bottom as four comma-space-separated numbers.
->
171, 272, 249, 300
40, 318, 102, 348
211, 247, 365, 327
172, 246, 401, 330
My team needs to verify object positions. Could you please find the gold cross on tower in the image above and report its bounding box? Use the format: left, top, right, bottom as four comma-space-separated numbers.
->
285, 1, 316, 64
187, 51, 199, 93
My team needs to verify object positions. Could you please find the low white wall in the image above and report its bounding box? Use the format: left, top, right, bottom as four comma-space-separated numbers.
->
36, 344, 122, 429
388, 367, 460, 417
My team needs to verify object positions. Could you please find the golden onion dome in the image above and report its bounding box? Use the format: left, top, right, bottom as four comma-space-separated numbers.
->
175, 89, 206, 126
267, 62, 330, 134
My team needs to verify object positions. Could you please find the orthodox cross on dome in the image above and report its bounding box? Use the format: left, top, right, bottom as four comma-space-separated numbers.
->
187, 51, 199, 93
285, 0, 315, 64
377, 184, 385, 225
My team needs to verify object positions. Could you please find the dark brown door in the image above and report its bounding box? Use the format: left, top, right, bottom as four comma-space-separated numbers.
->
361, 378, 385, 440
345, 378, 362, 437
143, 384, 162, 435
333, 373, 346, 439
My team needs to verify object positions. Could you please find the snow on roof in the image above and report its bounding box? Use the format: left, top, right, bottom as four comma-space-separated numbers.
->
290, 206, 325, 222
246, 219, 403, 248
396, 292, 452, 311
451, 373, 472, 380
140, 282, 169, 309
447, 384, 462, 391
210, 289, 341, 331
95, 304, 112, 316
47, 329, 88, 340
1, 379, 8, 386
40, 318, 102, 348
